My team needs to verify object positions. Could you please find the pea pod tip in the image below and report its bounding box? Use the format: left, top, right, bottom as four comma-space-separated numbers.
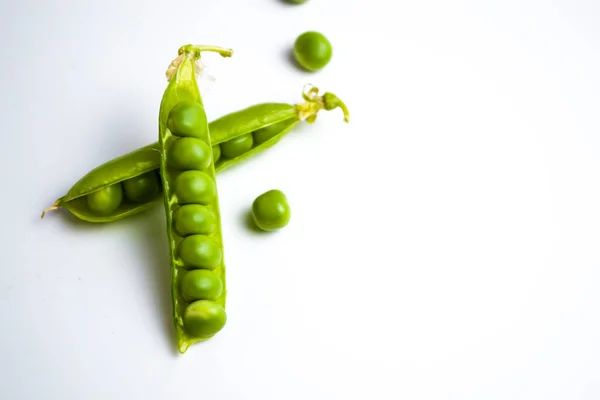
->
40, 201, 60, 219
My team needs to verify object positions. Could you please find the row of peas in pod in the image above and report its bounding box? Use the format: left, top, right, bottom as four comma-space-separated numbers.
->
158, 45, 231, 353
166, 102, 227, 345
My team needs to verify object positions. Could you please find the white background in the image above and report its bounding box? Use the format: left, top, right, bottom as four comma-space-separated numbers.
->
1, 0, 599, 399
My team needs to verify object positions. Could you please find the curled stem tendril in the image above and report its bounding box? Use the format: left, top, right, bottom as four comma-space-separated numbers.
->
297, 84, 350, 123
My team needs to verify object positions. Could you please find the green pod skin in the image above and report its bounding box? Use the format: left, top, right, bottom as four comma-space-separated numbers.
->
41, 86, 350, 223
158, 44, 232, 354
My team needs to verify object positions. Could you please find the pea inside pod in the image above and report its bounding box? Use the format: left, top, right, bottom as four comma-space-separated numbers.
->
42, 85, 349, 223
168, 137, 212, 170
173, 205, 216, 236
158, 44, 231, 353
87, 183, 123, 215
220, 133, 254, 159
180, 269, 223, 302
123, 171, 160, 203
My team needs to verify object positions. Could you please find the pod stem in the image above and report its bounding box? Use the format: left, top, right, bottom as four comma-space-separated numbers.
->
178, 44, 234, 59
40, 202, 59, 219
166, 44, 233, 81
297, 84, 351, 123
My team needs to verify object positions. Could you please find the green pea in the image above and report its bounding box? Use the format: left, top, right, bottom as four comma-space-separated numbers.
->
286, 0, 308, 3
179, 234, 223, 270
212, 145, 221, 163
173, 204, 217, 236
183, 300, 227, 337
122, 171, 160, 203
86, 183, 123, 215
167, 102, 208, 138
168, 137, 212, 170
253, 120, 289, 145
252, 189, 291, 231
180, 270, 223, 302
220, 133, 253, 159
174, 170, 215, 205
293, 31, 332, 71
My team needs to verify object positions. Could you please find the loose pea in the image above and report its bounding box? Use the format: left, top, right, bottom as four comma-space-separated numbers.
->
168, 137, 212, 170
174, 170, 215, 205
212, 145, 222, 163
180, 270, 223, 302
173, 204, 217, 236
179, 234, 223, 270
123, 171, 160, 203
293, 31, 332, 71
86, 183, 123, 215
167, 102, 208, 138
183, 300, 227, 337
220, 133, 253, 159
286, 0, 309, 3
252, 189, 291, 231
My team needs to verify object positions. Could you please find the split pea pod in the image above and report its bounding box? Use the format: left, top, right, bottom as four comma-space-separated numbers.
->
159, 44, 230, 353
41, 86, 349, 223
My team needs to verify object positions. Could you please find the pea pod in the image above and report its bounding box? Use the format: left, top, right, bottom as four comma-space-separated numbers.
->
159, 44, 231, 353
41, 85, 349, 223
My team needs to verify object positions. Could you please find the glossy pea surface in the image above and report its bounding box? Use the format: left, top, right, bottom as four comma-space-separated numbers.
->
220, 133, 253, 158
212, 145, 222, 163
173, 204, 216, 236
252, 189, 291, 231
167, 102, 208, 137
179, 234, 223, 270
87, 183, 123, 215
123, 171, 160, 202
168, 137, 212, 170
293, 31, 332, 71
253, 120, 289, 145
174, 170, 215, 205
180, 270, 223, 302
183, 300, 227, 337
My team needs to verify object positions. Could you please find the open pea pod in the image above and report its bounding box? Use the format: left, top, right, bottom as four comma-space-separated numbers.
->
158, 44, 231, 353
44, 144, 163, 222
210, 85, 348, 171
41, 85, 349, 223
